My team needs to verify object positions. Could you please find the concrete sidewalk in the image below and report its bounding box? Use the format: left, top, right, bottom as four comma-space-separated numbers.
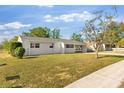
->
85, 51, 124, 56
65, 60, 124, 88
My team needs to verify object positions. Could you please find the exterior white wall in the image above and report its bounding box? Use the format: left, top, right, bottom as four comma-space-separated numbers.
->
18, 36, 87, 55
27, 42, 54, 55
54, 42, 62, 54
18, 37, 30, 55
31, 43, 52, 55
65, 48, 75, 53
24, 42, 87, 55
65, 49, 75, 53
22, 41, 64, 55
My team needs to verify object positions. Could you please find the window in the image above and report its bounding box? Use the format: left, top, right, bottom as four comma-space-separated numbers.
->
50, 46, 53, 48
49, 43, 54, 48
35, 43, 40, 48
66, 44, 74, 48
30, 43, 40, 48
30, 43, 35, 48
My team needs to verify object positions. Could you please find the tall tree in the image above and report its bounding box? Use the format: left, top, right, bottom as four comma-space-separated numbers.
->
104, 21, 121, 47
119, 22, 124, 32
22, 32, 31, 36
22, 27, 50, 37
117, 38, 124, 47
22, 27, 61, 39
71, 32, 83, 42
104, 21, 124, 47
50, 28, 61, 39
82, 9, 117, 58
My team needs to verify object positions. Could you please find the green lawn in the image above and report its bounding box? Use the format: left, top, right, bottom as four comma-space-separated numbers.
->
0, 52, 124, 88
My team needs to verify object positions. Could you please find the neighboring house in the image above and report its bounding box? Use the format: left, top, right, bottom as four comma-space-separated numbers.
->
86, 41, 114, 52
18, 36, 87, 56
86, 41, 105, 52
103, 43, 116, 51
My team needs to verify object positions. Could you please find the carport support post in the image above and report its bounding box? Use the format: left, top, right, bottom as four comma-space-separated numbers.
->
61, 42, 65, 54
29, 42, 30, 56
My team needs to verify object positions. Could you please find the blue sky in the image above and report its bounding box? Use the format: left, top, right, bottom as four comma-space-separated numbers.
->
0, 5, 124, 43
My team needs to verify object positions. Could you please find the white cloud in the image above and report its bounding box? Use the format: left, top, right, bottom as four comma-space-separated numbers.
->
43, 15, 55, 22
0, 22, 32, 43
38, 5, 54, 8
45, 19, 54, 22
43, 11, 94, 22
44, 15, 52, 19
0, 22, 32, 30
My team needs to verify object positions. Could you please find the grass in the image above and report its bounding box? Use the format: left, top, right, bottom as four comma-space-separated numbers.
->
0, 51, 124, 88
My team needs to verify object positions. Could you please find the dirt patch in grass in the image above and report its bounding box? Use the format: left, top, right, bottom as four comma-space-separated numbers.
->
55, 72, 72, 80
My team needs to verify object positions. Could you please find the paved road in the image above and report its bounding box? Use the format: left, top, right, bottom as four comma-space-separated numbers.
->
65, 60, 124, 88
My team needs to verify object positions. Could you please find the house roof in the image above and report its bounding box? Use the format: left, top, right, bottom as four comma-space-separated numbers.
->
19, 36, 85, 45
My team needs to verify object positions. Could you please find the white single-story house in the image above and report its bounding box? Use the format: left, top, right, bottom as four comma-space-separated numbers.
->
18, 36, 87, 55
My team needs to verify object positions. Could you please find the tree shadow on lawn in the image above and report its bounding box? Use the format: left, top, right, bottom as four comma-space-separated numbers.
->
6, 75, 20, 81
11, 86, 23, 88
0, 63, 7, 67
5, 75, 23, 88
23, 56, 38, 59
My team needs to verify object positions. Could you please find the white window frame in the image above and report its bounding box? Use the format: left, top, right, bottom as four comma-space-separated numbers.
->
30, 43, 40, 48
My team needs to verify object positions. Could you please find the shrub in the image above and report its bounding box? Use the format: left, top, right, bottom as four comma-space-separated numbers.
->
9, 42, 22, 57
15, 47, 25, 59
